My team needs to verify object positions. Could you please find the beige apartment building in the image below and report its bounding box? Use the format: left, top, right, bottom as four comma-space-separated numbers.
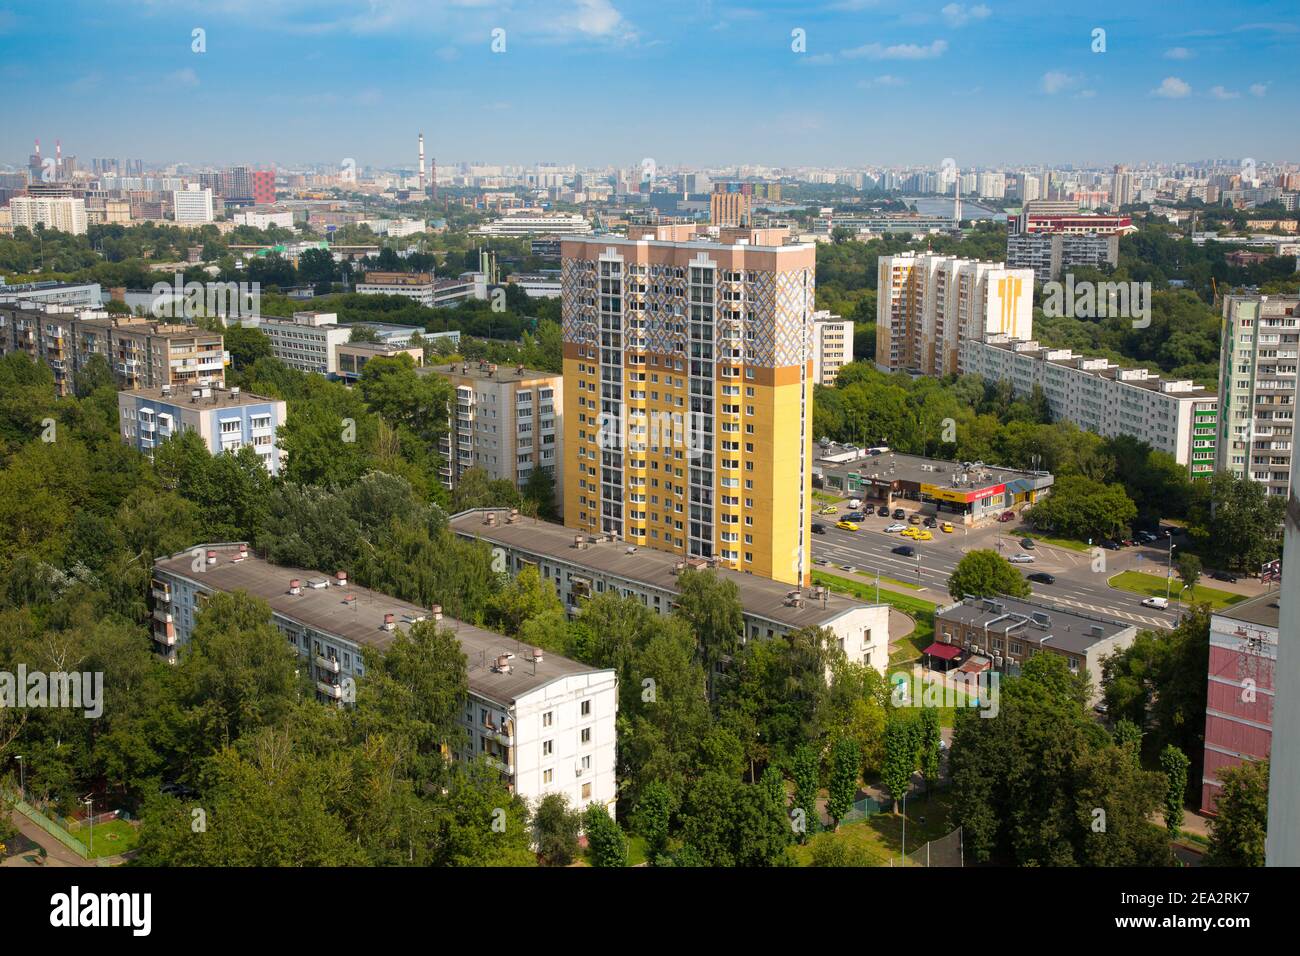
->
561, 224, 816, 587
812, 310, 853, 385
876, 252, 1034, 376
0, 302, 226, 396
425, 361, 563, 497
710, 191, 753, 227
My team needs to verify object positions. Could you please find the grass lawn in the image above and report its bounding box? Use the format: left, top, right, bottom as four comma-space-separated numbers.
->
812, 571, 938, 666
813, 491, 841, 504
1021, 531, 1093, 553
788, 788, 956, 866
73, 818, 139, 859
1107, 570, 1244, 611
626, 834, 649, 867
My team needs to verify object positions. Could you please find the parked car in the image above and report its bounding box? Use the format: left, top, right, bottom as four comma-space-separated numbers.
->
1209, 570, 1239, 583
836, 520, 859, 532
1020, 537, 1035, 549
1137, 530, 1159, 544
814, 557, 830, 566
1141, 596, 1169, 609
845, 511, 866, 522
877, 506, 890, 517
941, 521, 954, 533
1008, 553, 1035, 564
893, 508, 906, 520
1120, 538, 1136, 547
1027, 572, 1055, 585
811, 523, 826, 534
923, 516, 937, 528
908, 513, 923, 525
1100, 539, 1121, 550
818, 505, 838, 515
884, 522, 908, 533
901, 527, 919, 538
998, 510, 1016, 522
840, 564, 858, 574
915, 530, 933, 541
893, 545, 916, 557
847, 499, 863, 510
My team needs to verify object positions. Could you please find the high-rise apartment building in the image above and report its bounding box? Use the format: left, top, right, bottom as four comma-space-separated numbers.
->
811, 310, 853, 386
8, 196, 88, 235
170, 184, 214, 224
560, 225, 815, 586
710, 190, 752, 227
427, 361, 563, 495
1216, 293, 1300, 496
876, 252, 1033, 376
251, 168, 276, 205
1006, 206, 1132, 282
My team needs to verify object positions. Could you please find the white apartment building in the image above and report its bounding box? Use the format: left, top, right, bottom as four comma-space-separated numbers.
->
233, 208, 294, 230
149, 544, 618, 813
812, 310, 853, 385
427, 361, 563, 495
170, 185, 215, 224
8, 196, 88, 235
1217, 293, 1299, 496
877, 252, 1033, 376
118, 384, 287, 475
450, 508, 893, 675
961, 335, 1218, 470
474, 213, 592, 237
252, 311, 352, 376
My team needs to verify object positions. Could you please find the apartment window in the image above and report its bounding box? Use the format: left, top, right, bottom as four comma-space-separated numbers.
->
542, 739, 553, 756
582, 783, 592, 799
543, 769, 554, 785
543, 711, 553, 727
581, 727, 592, 745
581, 700, 592, 717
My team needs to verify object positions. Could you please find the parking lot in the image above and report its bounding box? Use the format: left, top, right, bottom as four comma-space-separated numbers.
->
811, 497, 1185, 629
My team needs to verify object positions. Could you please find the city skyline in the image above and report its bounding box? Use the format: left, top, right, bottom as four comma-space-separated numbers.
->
0, 0, 1297, 168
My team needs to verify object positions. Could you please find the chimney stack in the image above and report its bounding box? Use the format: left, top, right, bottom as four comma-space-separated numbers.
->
289, 578, 302, 595
206, 549, 217, 565
335, 570, 348, 587
383, 612, 396, 631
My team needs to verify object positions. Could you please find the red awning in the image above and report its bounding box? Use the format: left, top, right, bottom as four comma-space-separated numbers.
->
922, 642, 962, 661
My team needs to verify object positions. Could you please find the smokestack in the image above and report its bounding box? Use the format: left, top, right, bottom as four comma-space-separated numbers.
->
56, 139, 62, 175
431, 155, 437, 202
953, 173, 962, 228
34, 138, 40, 159
418, 133, 426, 194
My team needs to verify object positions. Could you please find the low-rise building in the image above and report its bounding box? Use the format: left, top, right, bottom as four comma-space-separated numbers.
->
450, 508, 893, 673
118, 384, 286, 474
425, 361, 563, 493
335, 340, 423, 383
149, 543, 617, 812
254, 311, 352, 376
934, 595, 1137, 705
961, 335, 1218, 473
474, 212, 591, 236
1201, 593, 1279, 813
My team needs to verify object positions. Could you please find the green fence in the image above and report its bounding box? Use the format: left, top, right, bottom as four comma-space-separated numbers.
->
2, 787, 90, 858
840, 794, 886, 825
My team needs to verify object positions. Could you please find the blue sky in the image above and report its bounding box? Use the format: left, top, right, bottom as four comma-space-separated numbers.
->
0, 0, 1296, 169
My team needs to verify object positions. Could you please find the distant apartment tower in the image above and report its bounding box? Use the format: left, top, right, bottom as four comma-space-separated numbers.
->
0, 304, 226, 396
812, 310, 853, 386
118, 384, 286, 475
560, 225, 816, 586
876, 252, 1033, 376
1200, 593, 1279, 813
427, 361, 563, 495
1006, 205, 1132, 282
1216, 293, 1300, 496
170, 184, 214, 224
9, 196, 88, 235
961, 335, 1218, 471
710, 190, 752, 227
251, 169, 276, 205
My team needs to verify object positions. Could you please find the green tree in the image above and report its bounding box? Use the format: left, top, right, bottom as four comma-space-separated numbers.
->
948, 549, 1031, 601
826, 737, 860, 828
789, 744, 821, 838
534, 792, 582, 866
1176, 553, 1201, 592
582, 804, 627, 867
1206, 761, 1269, 867
1160, 745, 1190, 842
918, 707, 942, 792
673, 568, 744, 696
631, 780, 676, 863
881, 713, 916, 814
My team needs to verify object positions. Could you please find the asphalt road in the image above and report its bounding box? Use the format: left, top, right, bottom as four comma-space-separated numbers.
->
811, 506, 1184, 630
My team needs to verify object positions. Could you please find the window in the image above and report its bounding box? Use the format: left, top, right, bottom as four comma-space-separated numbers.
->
581, 728, 591, 745
582, 783, 592, 799
542, 739, 553, 756
543, 711, 553, 727
580, 699, 591, 717
543, 769, 554, 784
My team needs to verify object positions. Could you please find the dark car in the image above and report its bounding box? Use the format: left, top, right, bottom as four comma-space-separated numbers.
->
893, 508, 906, 520
893, 545, 916, 557
1100, 539, 1121, 550
845, 512, 866, 522
908, 513, 923, 524
1020, 537, 1035, 549
877, 506, 890, 517
1027, 572, 1055, 585
923, 516, 937, 528
1137, 530, 1159, 544
1209, 570, 1238, 583
811, 523, 826, 535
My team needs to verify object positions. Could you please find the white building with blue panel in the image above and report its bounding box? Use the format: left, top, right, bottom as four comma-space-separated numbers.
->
117, 383, 288, 475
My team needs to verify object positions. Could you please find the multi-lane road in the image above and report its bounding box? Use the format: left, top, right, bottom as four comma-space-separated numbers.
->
811, 508, 1184, 630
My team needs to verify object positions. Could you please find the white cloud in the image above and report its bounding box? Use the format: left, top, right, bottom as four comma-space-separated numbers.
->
169, 67, 200, 87
940, 3, 991, 27
1209, 85, 1239, 100
1163, 46, 1193, 60
1040, 70, 1082, 95
1250, 82, 1270, 97
572, 0, 628, 38
842, 38, 948, 60
859, 74, 905, 88
1153, 76, 1191, 98
1075, 89, 1096, 99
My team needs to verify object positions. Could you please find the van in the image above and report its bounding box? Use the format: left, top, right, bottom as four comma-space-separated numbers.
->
1141, 596, 1169, 610
847, 499, 862, 510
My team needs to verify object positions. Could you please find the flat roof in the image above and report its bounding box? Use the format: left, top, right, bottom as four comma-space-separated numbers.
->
422, 362, 558, 385
448, 508, 878, 629
936, 595, 1131, 655
123, 385, 281, 409
815, 446, 1051, 491
1214, 592, 1281, 630
153, 544, 601, 705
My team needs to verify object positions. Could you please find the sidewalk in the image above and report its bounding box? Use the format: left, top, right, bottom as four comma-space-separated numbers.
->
2, 808, 92, 867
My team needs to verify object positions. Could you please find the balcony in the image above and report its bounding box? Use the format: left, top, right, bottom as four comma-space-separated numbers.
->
315, 655, 340, 674
150, 586, 171, 602
153, 625, 176, 647
316, 681, 344, 700
152, 608, 173, 624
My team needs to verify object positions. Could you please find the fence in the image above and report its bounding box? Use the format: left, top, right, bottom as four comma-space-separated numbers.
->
838, 794, 887, 825
901, 825, 964, 867
1, 786, 90, 858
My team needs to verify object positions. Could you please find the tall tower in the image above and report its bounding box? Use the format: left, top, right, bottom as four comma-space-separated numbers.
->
953, 174, 962, 229
418, 133, 426, 194
431, 155, 437, 202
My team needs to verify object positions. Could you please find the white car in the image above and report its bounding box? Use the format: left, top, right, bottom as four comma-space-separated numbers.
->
884, 522, 908, 533
847, 498, 863, 510
1008, 553, 1035, 564
1141, 596, 1169, 609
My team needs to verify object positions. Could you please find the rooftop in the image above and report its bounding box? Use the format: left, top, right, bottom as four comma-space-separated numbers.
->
1214, 592, 1281, 630
936, 594, 1132, 655
123, 384, 280, 409
153, 544, 601, 705
814, 444, 1053, 491
423, 362, 559, 385
448, 508, 878, 630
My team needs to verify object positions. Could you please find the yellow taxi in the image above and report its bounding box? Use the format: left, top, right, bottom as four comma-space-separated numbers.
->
915, 529, 933, 542
900, 526, 919, 538
836, 520, 859, 532
818, 505, 838, 515
941, 522, 954, 533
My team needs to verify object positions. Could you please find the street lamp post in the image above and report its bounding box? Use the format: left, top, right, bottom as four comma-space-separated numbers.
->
82, 796, 94, 854
1166, 537, 1176, 602
14, 755, 24, 802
